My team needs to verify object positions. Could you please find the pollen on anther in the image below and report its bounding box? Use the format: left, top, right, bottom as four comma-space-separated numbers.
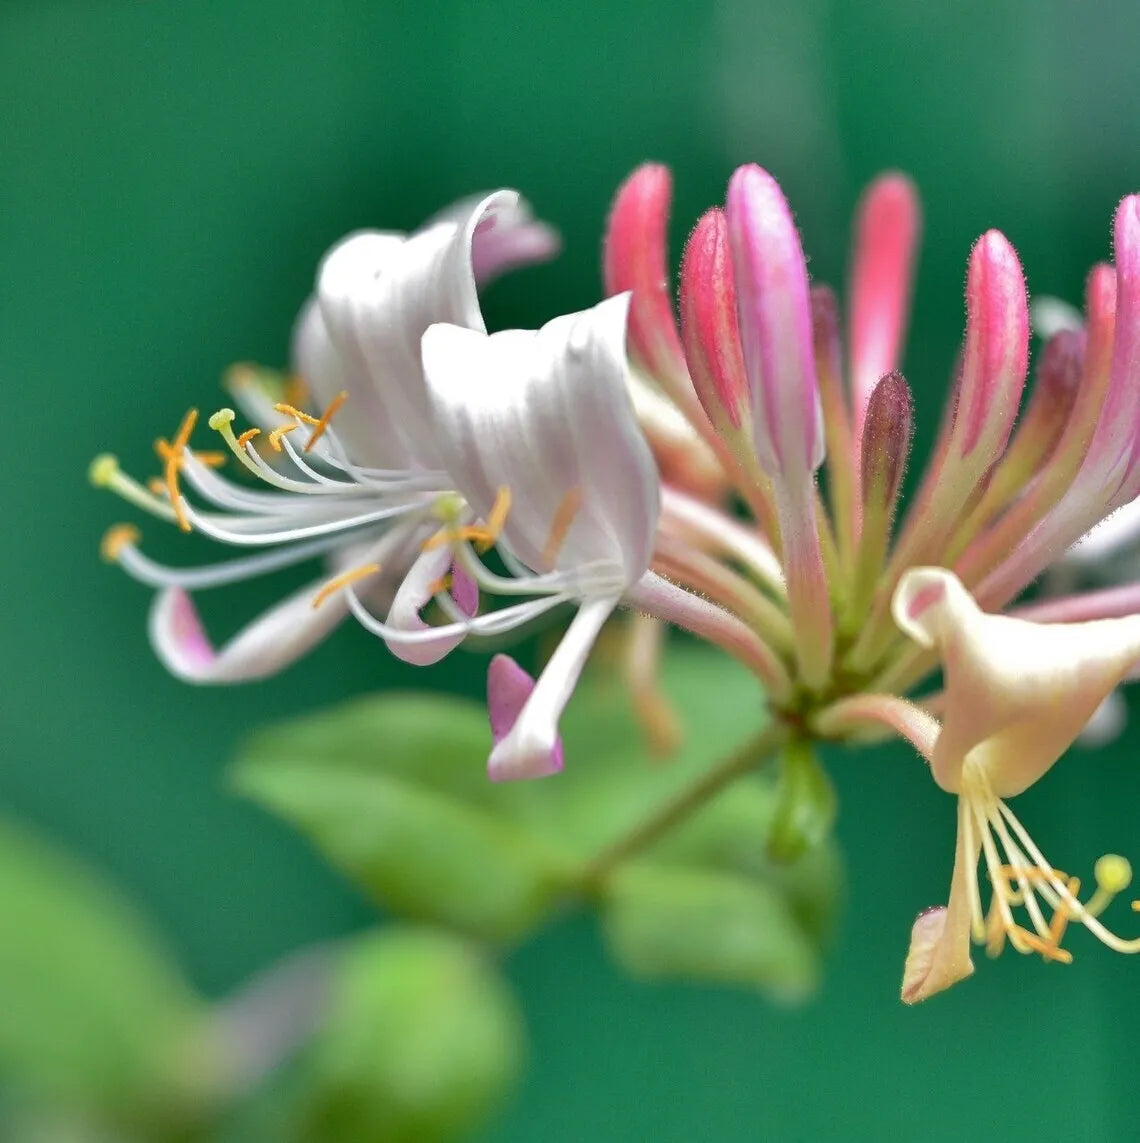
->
236, 427, 261, 450
304, 390, 348, 452
311, 562, 382, 609
100, 523, 141, 563
267, 423, 298, 452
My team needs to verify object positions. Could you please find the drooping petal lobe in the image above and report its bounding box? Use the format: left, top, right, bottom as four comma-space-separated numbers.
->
487, 654, 564, 781
893, 567, 1140, 796
149, 581, 358, 684
383, 544, 471, 666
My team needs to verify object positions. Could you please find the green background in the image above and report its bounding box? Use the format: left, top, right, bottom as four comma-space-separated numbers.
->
3, 0, 1139, 1138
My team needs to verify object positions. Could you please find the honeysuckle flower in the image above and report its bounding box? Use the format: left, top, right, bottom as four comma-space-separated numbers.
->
599, 161, 1140, 997
889, 568, 1140, 1003
92, 191, 558, 681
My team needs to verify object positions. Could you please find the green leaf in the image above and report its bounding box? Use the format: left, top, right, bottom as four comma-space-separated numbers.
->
603, 863, 820, 1002
294, 928, 524, 1143
233, 643, 842, 995
231, 697, 572, 942
0, 816, 200, 1117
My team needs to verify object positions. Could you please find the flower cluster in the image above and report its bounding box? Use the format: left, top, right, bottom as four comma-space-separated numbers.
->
95, 163, 1140, 1002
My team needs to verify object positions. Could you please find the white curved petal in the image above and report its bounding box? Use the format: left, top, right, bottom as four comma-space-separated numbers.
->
291, 296, 413, 469
426, 193, 561, 285
487, 654, 564, 779
383, 544, 471, 667
316, 193, 528, 468
893, 567, 1140, 796
487, 597, 614, 781
149, 579, 359, 684
421, 294, 659, 586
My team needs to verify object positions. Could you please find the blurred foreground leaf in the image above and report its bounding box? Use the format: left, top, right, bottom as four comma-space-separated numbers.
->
0, 817, 200, 1121
292, 928, 523, 1143
233, 644, 842, 995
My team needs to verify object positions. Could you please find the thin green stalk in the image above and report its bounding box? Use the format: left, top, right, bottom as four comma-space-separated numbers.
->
577, 720, 787, 891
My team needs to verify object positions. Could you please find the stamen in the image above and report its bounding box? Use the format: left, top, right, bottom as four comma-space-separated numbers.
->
422, 487, 512, 554
267, 423, 298, 452
100, 523, 141, 562
1045, 876, 1082, 955
541, 486, 584, 569
153, 408, 198, 533
273, 402, 321, 426
311, 563, 382, 609
304, 390, 347, 452
426, 574, 452, 596
236, 427, 261, 450
147, 477, 165, 496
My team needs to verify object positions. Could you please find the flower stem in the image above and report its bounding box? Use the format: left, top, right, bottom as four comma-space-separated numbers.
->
577, 720, 786, 891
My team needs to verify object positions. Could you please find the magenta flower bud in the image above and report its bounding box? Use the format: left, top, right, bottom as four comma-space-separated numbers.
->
951, 229, 1029, 466
849, 173, 921, 438
860, 370, 913, 514
679, 208, 749, 431
725, 164, 825, 484
603, 163, 688, 387
1094, 196, 1140, 491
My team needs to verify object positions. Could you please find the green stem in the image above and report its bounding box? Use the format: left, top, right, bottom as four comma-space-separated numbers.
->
577, 720, 787, 892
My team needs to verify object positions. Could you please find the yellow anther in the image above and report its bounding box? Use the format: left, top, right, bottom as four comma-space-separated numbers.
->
208, 408, 236, 431
155, 408, 199, 533
267, 423, 298, 452
541, 485, 584, 569
1015, 925, 1074, 965
236, 427, 262, 450
484, 485, 512, 541
304, 390, 347, 452
147, 477, 165, 496
273, 402, 320, 426
100, 523, 140, 563
1095, 854, 1132, 894
89, 454, 120, 488
224, 362, 260, 389
1132, 901, 1140, 912
193, 450, 227, 468
311, 563, 382, 609
426, 574, 452, 597
1045, 876, 1081, 955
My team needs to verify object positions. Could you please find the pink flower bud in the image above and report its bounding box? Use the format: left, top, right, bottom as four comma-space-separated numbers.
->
860, 370, 913, 514
679, 208, 749, 430
725, 164, 824, 483
603, 163, 688, 386
1025, 329, 1086, 463
849, 173, 921, 437
952, 230, 1029, 464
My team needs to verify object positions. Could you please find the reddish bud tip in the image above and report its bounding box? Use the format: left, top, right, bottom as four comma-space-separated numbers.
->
602, 163, 687, 384
860, 370, 913, 510
679, 208, 749, 430
956, 229, 1029, 460
725, 164, 823, 479
850, 172, 922, 432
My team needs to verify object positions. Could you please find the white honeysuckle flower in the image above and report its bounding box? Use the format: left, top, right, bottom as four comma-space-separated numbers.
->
94, 191, 558, 682
891, 567, 1140, 1003
345, 294, 661, 780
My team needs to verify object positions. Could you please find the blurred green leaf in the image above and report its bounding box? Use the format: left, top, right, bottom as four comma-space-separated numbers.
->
603, 863, 820, 1002
0, 817, 200, 1119
233, 644, 842, 993
293, 928, 523, 1143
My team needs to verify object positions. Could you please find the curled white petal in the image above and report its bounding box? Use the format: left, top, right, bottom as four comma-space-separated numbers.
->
893, 567, 1140, 796
421, 294, 659, 585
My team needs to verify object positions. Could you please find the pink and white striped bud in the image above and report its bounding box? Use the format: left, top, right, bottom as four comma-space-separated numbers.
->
603, 163, 688, 389
725, 164, 825, 486
1096, 196, 1140, 503
947, 230, 1029, 473
678, 208, 762, 479
849, 173, 922, 440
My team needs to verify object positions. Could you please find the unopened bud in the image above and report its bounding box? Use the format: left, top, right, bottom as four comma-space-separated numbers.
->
952, 230, 1029, 467
860, 371, 913, 516
850, 173, 921, 437
678, 208, 754, 453
725, 164, 824, 483
1024, 329, 1086, 463
603, 163, 688, 388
